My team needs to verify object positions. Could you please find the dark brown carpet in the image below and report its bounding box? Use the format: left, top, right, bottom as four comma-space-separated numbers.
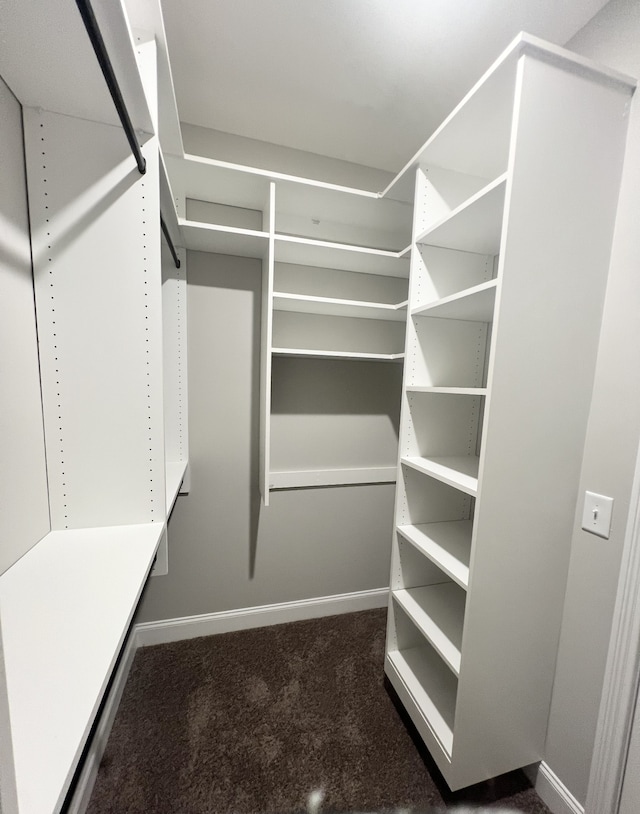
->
87, 609, 551, 813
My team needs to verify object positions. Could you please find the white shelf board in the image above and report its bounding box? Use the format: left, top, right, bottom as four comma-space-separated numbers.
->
394, 585, 465, 675
401, 455, 479, 496
121, 0, 184, 155
413, 280, 497, 322
0, 0, 153, 136
269, 466, 396, 489
415, 175, 506, 255
165, 460, 187, 514
398, 521, 472, 589
272, 347, 404, 362
385, 649, 455, 756
273, 292, 407, 321
406, 386, 487, 396
179, 218, 269, 258
275, 235, 409, 278
167, 152, 384, 216
0, 524, 163, 814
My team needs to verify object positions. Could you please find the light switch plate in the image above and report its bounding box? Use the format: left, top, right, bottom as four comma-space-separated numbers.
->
582, 491, 614, 539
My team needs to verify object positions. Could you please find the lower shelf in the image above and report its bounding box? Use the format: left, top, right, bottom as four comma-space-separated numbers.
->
393, 585, 465, 675
385, 647, 456, 756
270, 466, 396, 489
0, 524, 163, 814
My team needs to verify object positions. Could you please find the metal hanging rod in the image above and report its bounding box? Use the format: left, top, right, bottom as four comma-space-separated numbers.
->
75, 0, 146, 175
161, 215, 181, 269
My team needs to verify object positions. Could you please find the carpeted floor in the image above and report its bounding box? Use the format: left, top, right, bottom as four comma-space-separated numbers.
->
87, 609, 551, 813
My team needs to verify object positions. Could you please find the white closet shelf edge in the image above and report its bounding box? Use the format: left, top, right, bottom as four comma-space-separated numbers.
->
182, 152, 381, 198
272, 348, 404, 361
269, 466, 397, 489
412, 279, 497, 322
401, 455, 479, 496
272, 292, 407, 321
393, 585, 464, 675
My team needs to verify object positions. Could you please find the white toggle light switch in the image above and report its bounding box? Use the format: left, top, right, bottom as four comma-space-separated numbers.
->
581, 491, 614, 539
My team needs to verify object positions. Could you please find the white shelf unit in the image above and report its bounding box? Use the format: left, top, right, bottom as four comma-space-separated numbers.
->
267, 220, 409, 500
164, 149, 411, 504
386, 36, 635, 790
0, 9, 190, 811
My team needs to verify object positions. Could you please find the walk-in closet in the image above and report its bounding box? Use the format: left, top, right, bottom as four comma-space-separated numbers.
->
1, 1, 640, 813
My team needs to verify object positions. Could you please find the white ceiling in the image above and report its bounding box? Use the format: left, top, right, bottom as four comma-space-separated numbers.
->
161, 0, 610, 173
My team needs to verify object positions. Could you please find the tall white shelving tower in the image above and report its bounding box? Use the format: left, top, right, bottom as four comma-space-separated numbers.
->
384, 34, 635, 790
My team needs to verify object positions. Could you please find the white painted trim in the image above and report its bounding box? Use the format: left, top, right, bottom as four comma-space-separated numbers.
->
525, 762, 584, 814
585, 439, 640, 814
135, 588, 390, 647
66, 630, 139, 814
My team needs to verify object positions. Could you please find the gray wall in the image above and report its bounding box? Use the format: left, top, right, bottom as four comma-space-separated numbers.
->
137, 251, 398, 622
543, 0, 640, 803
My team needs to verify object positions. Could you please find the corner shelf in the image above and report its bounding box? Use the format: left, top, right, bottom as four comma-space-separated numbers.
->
273, 292, 407, 321
415, 174, 506, 255
272, 347, 404, 362
412, 279, 497, 322
401, 455, 479, 496
397, 521, 472, 590
179, 218, 269, 259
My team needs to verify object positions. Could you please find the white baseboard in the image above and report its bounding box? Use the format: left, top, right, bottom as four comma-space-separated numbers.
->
524, 762, 584, 814
135, 587, 390, 647
66, 629, 139, 814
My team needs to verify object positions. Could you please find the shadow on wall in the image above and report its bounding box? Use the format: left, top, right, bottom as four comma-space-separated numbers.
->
187, 252, 262, 580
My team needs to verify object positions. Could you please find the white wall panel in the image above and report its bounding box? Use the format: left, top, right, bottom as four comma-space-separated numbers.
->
0, 77, 50, 575
24, 108, 165, 529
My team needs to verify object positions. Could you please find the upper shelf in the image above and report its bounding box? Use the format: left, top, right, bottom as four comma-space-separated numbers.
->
179, 218, 269, 259
0, 0, 153, 137
415, 175, 506, 255
165, 155, 412, 250
273, 292, 408, 321
382, 33, 636, 203
413, 280, 498, 322
0, 524, 162, 814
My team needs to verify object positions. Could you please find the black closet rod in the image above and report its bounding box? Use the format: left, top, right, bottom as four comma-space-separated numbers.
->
75, 0, 146, 175
161, 215, 181, 268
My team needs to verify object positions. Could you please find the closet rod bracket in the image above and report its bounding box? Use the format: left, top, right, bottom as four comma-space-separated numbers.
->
75, 0, 147, 175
